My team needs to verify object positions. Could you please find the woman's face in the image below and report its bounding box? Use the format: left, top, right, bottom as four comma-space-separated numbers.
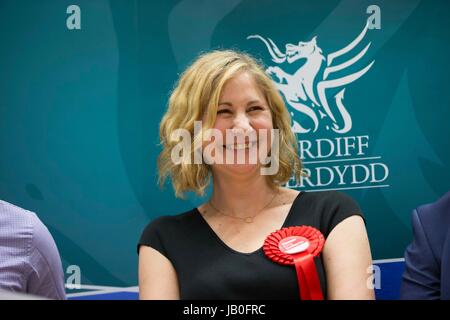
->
203, 71, 274, 175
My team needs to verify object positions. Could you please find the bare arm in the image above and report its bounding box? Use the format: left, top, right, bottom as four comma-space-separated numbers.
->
322, 215, 375, 300
138, 246, 180, 300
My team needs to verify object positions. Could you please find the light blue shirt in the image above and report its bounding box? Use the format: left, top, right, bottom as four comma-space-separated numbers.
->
0, 200, 66, 299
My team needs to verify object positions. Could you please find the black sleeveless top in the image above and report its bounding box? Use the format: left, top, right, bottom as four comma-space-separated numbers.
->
138, 191, 364, 299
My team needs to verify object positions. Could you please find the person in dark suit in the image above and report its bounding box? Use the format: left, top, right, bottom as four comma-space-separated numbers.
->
401, 191, 450, 299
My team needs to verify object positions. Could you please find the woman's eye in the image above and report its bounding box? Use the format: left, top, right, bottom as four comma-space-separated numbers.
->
248, 106, 263, 112
217, 109, 231, 114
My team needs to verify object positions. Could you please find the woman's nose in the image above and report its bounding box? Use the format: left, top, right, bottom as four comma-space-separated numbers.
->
232, 112, 252, 131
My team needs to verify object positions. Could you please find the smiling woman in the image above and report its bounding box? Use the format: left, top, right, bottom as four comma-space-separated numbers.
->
157, 50, 302, 198
137, 49, 374, 300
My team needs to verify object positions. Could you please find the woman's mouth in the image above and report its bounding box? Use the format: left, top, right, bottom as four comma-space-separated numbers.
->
223, 141, 257, 151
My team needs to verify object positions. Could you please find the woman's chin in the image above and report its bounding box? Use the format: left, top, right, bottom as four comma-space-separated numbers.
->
218, 162, 261, 175
209, 146, 268, 174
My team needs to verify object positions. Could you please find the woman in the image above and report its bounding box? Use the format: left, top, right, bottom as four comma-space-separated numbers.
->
138, 49, 374, 300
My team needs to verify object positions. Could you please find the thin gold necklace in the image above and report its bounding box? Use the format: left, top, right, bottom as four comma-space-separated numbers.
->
207, 188, 280, 223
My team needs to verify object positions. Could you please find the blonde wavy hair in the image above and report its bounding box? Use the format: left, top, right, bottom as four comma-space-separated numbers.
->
158, 49, 302, 198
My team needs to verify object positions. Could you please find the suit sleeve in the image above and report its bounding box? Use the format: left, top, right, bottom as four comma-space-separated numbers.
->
400, 209, 441, 299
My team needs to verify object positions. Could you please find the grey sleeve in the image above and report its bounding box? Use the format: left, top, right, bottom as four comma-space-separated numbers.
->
25, 213, 66, 300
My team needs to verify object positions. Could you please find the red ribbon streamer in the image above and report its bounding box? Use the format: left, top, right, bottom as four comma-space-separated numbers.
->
293, 252, 323, 300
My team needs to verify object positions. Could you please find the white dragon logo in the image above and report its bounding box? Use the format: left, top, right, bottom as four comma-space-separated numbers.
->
248, 22, 374, 134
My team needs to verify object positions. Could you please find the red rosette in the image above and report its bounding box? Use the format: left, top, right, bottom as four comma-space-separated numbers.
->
263, 226, 324, 265
263, 226, 325, 300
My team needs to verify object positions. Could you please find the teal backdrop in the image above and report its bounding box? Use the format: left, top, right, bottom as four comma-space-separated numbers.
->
0, 0, 449, 288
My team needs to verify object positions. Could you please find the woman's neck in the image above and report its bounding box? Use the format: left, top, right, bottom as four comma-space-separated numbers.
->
210, 169, 278, 218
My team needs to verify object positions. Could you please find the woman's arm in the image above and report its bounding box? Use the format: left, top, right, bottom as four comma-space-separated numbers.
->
138, 246, 180, 299
322, 215, 375, 300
